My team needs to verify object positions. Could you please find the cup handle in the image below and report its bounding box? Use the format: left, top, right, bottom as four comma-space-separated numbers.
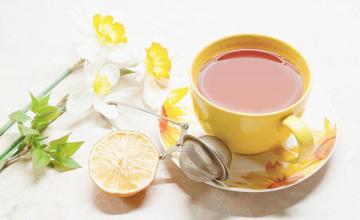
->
280, 115, 314, 163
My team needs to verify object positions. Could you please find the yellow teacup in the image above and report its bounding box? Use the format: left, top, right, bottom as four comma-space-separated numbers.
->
190, 34, 314, 162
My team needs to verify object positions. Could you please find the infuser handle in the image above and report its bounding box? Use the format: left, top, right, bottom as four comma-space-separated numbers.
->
107, 101, 190, 147
159, 146, 182, 160
108, 101, 189, 129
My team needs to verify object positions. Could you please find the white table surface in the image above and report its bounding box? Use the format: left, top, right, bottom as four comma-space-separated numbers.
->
0, 0, 358, 219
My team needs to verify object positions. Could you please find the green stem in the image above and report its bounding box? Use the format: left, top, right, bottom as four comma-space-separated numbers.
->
0, 136, 25, 161
0, 59, 84, 137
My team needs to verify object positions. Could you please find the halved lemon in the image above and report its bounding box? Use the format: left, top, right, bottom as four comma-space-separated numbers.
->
89, 131, 159, 197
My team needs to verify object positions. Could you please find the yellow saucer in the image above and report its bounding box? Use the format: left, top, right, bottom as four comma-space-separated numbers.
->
157, 86, 336, 192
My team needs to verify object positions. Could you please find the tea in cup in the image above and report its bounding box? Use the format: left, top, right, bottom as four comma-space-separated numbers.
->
190, 34, 314, 162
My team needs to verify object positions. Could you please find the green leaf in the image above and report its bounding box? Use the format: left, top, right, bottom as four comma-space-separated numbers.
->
30, 93, 51, 113
31, 148, 50, 170
39, 94, 50, 106
36, 106, 58, 115
33, 111, 62, 130
62, 141, 84, 157
39, 111, 62, 123
48, 134, 70, 152
30, 93, 41, 113
55, 146, 66, 161
59, 158, 81, 170
18, 124, 39, 136
35, 136, 48, 142
31, 136, 41, 148
120, 68, 136, 76
50, 134, 70, 147
9, 111, 31, 123
34, 121, 50, 131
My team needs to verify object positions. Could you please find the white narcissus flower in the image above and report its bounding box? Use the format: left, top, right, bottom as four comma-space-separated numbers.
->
108, 42, 172, 112
142, 42, 171, 110
67, 57, 121, 119
75, 13, 139, 67
71, 12, 172, 114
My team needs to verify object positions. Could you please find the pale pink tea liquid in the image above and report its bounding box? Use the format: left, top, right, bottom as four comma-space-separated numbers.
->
198, 49, 303, 114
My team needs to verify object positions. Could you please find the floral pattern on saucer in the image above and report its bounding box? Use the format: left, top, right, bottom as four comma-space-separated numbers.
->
158, 87, 337, 192
228, 119, 336, 189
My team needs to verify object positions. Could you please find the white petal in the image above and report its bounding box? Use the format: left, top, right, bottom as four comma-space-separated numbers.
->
76, 38, 102, 61
66, 87, 95, 115
108, 48, 140, 68
93, 99, 119, 119
99, 64, 120, 88
142, 74, 168, 111
84, 55, 107, 84
104, 86, 142, 104
121, 71, 145, 86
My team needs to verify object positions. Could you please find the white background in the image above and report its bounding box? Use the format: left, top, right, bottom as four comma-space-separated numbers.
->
0, 0, 358, 219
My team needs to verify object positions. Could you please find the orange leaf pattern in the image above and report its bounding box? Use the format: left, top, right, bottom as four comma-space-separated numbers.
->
158, 88, 336, 190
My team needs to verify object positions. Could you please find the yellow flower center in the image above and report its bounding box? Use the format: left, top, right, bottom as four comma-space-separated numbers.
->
93, 14, 127, 45
145, 42, 171, 81
92, 73, 112, 95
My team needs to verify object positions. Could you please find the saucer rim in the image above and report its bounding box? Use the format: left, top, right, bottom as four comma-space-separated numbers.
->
158, 128, 337, 193
157, 86, 337, 193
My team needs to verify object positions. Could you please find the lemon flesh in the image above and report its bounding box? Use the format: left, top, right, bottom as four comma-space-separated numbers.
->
89, 131, 159, 197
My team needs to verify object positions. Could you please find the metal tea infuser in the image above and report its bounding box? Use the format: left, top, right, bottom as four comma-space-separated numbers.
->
106, 101, 232, 185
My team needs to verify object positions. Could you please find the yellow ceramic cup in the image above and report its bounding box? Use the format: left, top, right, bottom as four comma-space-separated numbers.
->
190, 34, 314, 162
